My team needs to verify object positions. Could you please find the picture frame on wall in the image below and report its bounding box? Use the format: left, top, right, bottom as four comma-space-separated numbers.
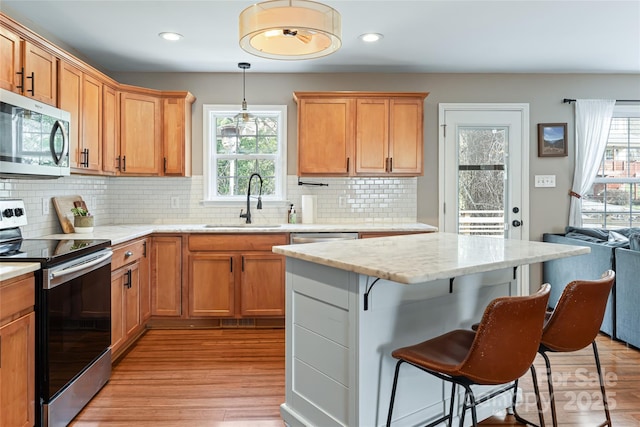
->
538, 123, 568, 157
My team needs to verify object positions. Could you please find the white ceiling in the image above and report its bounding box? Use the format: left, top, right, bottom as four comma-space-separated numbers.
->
3, 0, 640, 75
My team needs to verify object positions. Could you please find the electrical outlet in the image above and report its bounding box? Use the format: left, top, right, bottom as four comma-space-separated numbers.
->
534, 175, 556, 188
91, 196, 97, 210
42, 198, 49, 215
170, 196, 180, 209
339, 196, 346, 208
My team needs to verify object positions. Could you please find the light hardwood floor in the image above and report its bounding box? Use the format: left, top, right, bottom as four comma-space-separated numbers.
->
70, 329, 640, 426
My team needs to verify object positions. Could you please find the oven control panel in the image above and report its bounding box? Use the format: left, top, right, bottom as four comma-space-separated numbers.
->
0, 199, 28, 228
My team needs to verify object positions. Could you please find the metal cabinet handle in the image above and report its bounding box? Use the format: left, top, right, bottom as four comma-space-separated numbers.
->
125, 251, 133, 257
26, 72, 34, 95
16, 67, 24, 92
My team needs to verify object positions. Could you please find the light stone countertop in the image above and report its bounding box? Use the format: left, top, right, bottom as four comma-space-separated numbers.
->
272, 232, 590, 284
43, 222, 438, 246
0, 262, 40, 282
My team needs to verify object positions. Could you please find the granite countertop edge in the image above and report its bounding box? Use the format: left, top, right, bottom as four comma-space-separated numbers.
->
42, 222, 438, 246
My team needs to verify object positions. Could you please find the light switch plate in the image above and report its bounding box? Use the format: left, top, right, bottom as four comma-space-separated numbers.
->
170, 196, 180, 209
534, 175, 556, 187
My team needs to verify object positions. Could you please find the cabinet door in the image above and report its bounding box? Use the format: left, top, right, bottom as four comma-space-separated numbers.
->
355, 98, 389, 174
388, 98, 424, 175
188, 253, 235, 317
58, 61, 82, 168
0, 26, 21, 93
120, 91, 162, 175
150, 236, 182, 317
163, 96, 191, 176
240, 253, 285, 317
297, 98, 355, 176
82, 73, 102, 171
124, 263, 141, 338
110, 268, 125, 352
0, 312, 35, 427
139, 239, 151, 322
23, 40, 57, 105
102, 84, 119, 174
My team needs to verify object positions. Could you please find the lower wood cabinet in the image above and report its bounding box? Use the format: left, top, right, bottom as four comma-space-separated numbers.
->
150, 235, 182, 317
110, 237, 149, 359
0, 273, 35, 427
187, 234, 287, 319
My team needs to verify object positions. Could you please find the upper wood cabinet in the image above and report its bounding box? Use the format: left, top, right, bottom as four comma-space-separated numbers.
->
295, 96, 355, 176
0, 24, 57, 105
58, 60, 103, 172
294, 92, 428, 177
119, 90, 162, 175
163, 93, 195, 176
102, 84, 120, 175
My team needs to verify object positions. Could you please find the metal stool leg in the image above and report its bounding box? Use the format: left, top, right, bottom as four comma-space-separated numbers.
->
512, 366, 545, 427
386, 360, 404, 427
592, 341, 612, 427
540, 352, 558, 427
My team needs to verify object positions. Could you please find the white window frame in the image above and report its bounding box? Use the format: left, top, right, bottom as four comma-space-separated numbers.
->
202, 104, 287, 204
583, 103, 640, 228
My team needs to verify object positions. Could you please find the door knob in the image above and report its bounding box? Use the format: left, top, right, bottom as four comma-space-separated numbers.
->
512, 220, 522, 227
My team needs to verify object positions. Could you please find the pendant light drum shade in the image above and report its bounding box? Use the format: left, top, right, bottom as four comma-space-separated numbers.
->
239, 0, 341, 60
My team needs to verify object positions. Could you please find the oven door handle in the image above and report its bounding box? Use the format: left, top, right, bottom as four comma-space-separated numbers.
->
49, 251, 112, 279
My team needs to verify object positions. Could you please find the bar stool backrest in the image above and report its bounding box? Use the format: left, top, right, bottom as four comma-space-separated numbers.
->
460, 283, 551, 385
541, 270, 615, 352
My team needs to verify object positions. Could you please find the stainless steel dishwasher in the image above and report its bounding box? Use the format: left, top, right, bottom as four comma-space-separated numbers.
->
289, 232, 359, 244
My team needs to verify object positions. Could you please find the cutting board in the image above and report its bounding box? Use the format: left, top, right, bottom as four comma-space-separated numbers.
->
52, 195, 84, 233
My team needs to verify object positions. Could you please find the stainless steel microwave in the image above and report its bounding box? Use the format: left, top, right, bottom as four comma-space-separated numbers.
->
0, 88, 70, 179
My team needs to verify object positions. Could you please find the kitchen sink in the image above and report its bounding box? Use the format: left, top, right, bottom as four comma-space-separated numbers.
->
204, 224, 282, 228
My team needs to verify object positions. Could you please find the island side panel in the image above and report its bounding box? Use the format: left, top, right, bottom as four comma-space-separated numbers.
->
281, 258, 358, 427
357, 267, 517, 426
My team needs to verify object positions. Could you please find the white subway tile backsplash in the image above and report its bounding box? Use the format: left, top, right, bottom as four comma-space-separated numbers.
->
0, 174, 417, 236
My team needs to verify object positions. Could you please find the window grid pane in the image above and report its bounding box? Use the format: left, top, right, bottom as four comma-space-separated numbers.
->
584, 115, 640, 228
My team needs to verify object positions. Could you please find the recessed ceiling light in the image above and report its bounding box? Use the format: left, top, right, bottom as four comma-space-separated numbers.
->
359, 33, 383, 43
159, 32, 183, 41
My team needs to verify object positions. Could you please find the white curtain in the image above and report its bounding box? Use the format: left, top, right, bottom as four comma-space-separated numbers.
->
568, 99, 616, 227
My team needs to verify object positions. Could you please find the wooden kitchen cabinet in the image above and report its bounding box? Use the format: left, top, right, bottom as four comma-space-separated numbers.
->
0, 273, 35, 427
110, 237, 149, 360
0, 24, 57, 105
150, 236, 182, 317
163, 92, 195, 176
119, 89, 162, 175
58, 60, 103, 172
187, 234, 287, 318
294, 92, 428, 177
102, 83, 120, 175
295, 96, 355, 176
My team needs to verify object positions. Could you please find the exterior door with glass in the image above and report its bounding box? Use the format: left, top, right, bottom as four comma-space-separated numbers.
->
439, 104, 530, 290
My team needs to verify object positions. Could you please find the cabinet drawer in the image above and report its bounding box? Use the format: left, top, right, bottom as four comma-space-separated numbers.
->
112, 238, 146, 271
0, 274, 35, 325
189, 234, 288, 252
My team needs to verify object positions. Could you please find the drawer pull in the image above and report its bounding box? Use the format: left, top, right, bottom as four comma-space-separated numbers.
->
125, 251, 133, 257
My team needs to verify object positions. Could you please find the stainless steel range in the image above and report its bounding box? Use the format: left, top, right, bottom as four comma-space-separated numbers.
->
0, 199, 112, 427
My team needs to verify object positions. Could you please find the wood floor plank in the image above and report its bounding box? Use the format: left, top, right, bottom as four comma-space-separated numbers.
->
70, 330, 640, 426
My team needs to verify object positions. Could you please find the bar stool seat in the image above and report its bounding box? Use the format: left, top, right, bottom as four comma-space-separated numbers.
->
386, 284, 551, 427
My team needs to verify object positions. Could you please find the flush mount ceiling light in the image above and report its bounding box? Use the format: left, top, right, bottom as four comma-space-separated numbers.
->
158, 32, 183, 41
234, 62, 255, 126
239, 0, 341, 60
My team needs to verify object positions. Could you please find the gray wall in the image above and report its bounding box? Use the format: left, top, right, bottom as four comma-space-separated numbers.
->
113, 71, 640, 289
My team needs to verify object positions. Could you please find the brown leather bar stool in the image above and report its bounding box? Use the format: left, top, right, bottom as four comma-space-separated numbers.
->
386, 284, 551, 427
536, 270, 615, 427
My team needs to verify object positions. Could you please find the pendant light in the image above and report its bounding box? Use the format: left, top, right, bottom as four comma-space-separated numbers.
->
239, 0, 341, 60
234, 62, 255, 127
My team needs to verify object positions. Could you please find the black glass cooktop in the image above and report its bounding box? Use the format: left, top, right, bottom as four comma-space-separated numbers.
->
0, 238, 111, 266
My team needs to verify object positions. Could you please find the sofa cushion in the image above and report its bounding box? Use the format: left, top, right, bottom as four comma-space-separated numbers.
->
564, 226, 630, 248
629, 233, 640, 251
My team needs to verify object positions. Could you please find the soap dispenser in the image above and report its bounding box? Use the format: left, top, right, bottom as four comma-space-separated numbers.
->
289, 205, 297, 224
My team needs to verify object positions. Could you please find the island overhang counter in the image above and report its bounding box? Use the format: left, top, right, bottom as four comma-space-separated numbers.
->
272, 232, 590, 427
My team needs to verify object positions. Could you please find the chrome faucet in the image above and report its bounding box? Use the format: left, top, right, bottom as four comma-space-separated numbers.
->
239, 173, 263, 224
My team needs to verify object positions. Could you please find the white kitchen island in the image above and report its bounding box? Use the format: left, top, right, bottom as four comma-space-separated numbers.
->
272, 232, 589, 427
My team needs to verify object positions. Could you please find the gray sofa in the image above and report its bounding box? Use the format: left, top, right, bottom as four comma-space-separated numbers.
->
543, 227, 640, 348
